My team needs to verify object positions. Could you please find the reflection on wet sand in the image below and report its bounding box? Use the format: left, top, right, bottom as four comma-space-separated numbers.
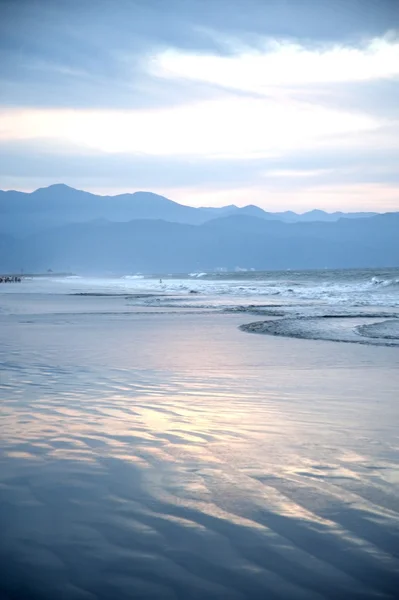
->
1, 308, 399, 599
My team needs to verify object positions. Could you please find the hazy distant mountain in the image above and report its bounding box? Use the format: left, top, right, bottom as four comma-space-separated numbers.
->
1, 183, 393, 273
2, 212, 398, 273
0, 184, 205, 235
0, 184, 378, 236
291, 209, 379, 223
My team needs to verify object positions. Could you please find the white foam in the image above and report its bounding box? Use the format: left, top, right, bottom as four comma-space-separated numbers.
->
370, 276, 399, 288
2, 272, 399, 308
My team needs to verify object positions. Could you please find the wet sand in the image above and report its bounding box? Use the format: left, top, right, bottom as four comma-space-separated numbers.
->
1, 294, 399, 599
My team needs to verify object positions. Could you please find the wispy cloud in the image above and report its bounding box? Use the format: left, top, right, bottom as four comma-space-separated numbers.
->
151, 36, 399, 89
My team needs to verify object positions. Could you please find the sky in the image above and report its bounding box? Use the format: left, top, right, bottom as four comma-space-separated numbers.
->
1, 0, 399, 212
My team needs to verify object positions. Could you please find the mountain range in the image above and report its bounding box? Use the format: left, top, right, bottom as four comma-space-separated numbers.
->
0, 184, 378, 236
0, 184, 397, 273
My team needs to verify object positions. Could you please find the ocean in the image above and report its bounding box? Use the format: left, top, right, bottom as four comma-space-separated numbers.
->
1, 268, 398, 599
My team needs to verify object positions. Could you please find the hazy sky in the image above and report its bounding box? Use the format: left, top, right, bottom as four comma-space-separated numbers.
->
1, 0, 399, 211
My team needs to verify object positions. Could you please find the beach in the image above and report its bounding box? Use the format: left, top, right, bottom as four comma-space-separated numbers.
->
1, 273, 399, 599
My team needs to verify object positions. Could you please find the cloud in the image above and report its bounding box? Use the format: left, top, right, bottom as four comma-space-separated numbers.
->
151, 37, 399, 91
0, 138, 263, 186
0, 0, 398, 211
1, 0, 399, 108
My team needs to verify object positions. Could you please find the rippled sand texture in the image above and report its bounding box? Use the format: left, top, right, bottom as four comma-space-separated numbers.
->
1, 304, 399, 599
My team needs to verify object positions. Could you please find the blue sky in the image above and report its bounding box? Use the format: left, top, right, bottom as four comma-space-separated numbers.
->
1, 0, 399, 211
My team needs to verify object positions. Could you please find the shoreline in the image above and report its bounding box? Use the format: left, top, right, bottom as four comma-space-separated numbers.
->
0, 272, 75, 278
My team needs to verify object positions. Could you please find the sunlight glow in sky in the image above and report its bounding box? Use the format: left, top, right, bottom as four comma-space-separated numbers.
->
0, 99, 379, 157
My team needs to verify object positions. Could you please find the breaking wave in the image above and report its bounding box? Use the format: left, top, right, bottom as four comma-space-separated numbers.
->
4, 268, 398, 308
240, 313, 399, 347
357, 319, 399, 341
370, 276, 399, 288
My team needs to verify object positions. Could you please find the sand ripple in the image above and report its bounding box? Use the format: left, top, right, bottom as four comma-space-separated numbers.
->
1, 359, 399, 599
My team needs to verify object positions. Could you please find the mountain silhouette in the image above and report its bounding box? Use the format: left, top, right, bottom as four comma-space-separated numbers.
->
1, 211, 397, 274
0, 184, 378, 236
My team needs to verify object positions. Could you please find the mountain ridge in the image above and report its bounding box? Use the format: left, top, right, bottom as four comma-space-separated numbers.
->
0, 184, 382, 236
1, 210, 398, 274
